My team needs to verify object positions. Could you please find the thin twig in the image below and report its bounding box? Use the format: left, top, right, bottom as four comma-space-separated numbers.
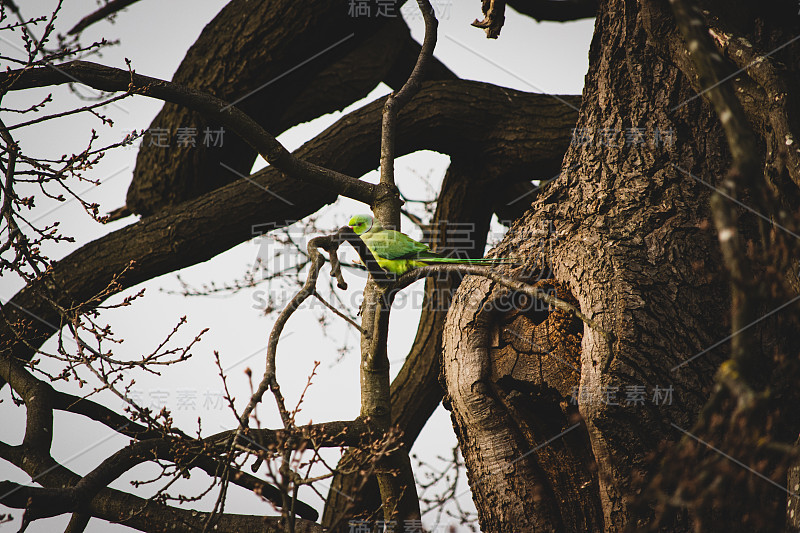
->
313, 290, 367, 335
68, 0, 143, 35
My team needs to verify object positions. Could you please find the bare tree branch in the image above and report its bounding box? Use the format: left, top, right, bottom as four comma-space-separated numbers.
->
67, 0, 143, 35
356, 1, 440, 526
0, 479, 325, 533
0, 360, 368, 524
124, 2, 454, 217
378, 0, 439, 225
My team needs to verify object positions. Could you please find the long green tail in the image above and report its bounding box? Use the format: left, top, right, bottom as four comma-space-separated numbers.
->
419, 257, 519, 265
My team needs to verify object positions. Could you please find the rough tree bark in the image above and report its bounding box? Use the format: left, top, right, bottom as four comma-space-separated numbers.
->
442, 0, 800, 531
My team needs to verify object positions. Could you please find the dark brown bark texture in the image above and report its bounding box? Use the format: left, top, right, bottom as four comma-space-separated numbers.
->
442, 0, 800, 531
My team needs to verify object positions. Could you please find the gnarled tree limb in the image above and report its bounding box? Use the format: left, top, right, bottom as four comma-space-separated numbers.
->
124, 1, 455, 216
1, 76, 578, 397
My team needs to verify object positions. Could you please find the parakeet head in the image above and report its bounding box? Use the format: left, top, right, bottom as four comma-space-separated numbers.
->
348, 214, 374, 235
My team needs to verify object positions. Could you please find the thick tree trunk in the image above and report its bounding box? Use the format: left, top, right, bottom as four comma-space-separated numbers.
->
443, 1, 800, 531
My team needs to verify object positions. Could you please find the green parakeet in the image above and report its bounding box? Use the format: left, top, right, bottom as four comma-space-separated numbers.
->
347, 214, 514, 275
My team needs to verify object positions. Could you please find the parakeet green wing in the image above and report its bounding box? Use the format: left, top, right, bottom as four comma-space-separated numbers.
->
362, 229, 432, 260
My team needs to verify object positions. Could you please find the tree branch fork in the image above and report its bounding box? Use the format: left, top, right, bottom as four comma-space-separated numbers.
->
258, 224, 613, 433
